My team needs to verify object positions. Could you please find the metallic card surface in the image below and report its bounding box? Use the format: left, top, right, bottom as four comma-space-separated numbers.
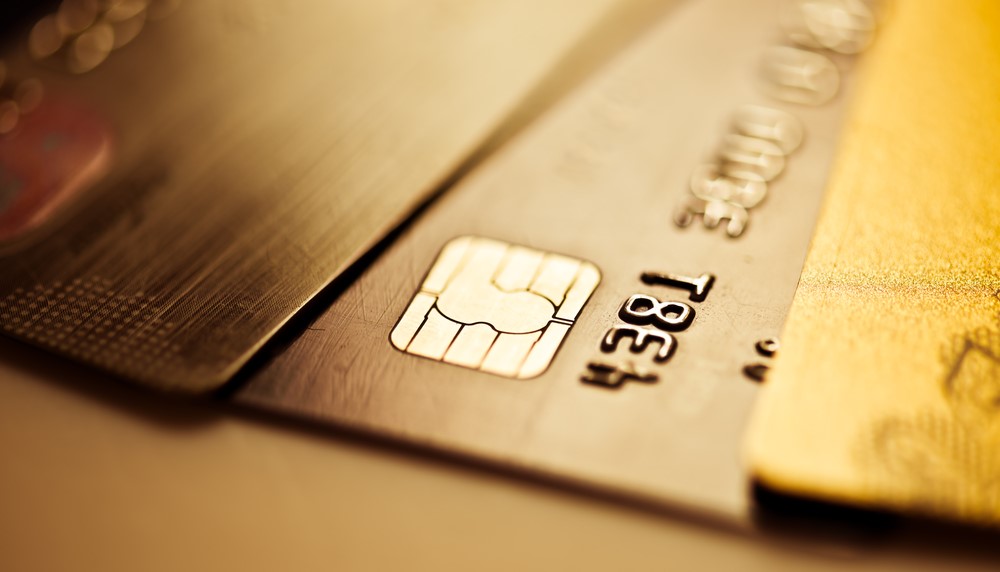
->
748, 1, 1000, 527
238, 0, 876, 522
0, 0, 632, 392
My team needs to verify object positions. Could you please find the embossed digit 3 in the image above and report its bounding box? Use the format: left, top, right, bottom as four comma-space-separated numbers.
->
601, 325, 676, 362
618, 294, 694, 331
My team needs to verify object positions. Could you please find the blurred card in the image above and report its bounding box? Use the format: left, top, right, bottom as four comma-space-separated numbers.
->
748, 0, 1000, 528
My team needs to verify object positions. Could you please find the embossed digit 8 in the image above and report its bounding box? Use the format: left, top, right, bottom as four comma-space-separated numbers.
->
618, 294, 694, 331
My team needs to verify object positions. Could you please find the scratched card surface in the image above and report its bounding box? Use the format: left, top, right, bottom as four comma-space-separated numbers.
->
748, 0, 1000, 528
0, 0, 633, 392
237, 0, 884, 522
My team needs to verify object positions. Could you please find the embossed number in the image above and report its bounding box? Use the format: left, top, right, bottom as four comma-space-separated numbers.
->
640, 271, 715, 302
618, 294, 694, 331
601, 325, 676, 362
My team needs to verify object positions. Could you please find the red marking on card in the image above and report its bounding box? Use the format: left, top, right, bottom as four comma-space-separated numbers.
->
0, 98, 112, 242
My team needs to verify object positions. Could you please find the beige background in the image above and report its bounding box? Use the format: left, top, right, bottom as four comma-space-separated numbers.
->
1, 340, 997, 571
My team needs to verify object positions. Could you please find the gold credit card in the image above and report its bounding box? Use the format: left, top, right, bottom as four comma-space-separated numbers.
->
0, 0, 639, 392
747, 1, 1000, 527
235, 0, 879, 524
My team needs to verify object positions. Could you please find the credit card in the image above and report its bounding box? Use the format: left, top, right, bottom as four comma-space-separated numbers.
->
748, 0, 1000, 527
236, 0, 882, 523
0, 0, 641, 392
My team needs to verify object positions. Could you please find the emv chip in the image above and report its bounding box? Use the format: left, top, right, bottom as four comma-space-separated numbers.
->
390, 236, 600, 378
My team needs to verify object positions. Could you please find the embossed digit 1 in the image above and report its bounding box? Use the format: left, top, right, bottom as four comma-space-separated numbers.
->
640, 271, 715, 302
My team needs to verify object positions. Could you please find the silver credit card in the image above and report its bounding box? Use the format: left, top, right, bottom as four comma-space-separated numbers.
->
236, 0, 875, 523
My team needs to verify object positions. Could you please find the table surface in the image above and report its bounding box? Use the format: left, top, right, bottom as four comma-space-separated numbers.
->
3, 343, 999, 571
